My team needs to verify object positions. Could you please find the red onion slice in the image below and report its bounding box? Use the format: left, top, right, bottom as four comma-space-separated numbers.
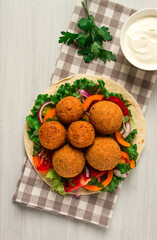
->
78, 95, 85, 103
75, 189, 80, 199
85, 166, 90, 178
94, 88, 100, 95
37, 101, 52, 124
122, 121, 131, 139
97, 177, 101, 182
38, 147, 45, 157
113, 169, 128, 178
120, 129, 124, 134
78, 89, 91, 98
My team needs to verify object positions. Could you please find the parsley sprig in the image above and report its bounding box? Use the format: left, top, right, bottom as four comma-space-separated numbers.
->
59, 0, 116, 64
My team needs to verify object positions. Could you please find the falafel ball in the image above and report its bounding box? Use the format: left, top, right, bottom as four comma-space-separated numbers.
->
39, 121, 66, 150
52, 144, 85, 178
55, 96, 83, 124
89, 101, 123, 134
67, 121, 95, 148
86, 137, 121, 171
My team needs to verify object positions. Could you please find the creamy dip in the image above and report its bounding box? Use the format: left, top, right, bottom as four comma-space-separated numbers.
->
124, 16, 157, 68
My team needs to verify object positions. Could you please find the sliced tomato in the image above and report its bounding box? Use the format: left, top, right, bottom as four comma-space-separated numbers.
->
33, 149, 53, 174
64, 172, 89, 192
64, 166, 106, 192
104, 96, 130, 117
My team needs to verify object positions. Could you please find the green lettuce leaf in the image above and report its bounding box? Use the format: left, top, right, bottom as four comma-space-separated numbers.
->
33, 142, 42, 156
70, 78, 109, 96
27, 129, 39, 143
26, 115, 41, 130
125, 129, 138, 143
26, 94, 52, 146
122, 143, 139, 161
97, 80, 109, 98
46, 169, 66, 196
116, 163, 131, 174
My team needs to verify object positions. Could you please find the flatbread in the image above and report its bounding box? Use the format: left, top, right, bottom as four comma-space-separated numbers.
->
24, 74, 146, 195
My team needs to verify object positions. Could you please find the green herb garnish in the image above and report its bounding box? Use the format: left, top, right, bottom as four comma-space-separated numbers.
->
125, 129, 138, 142
59, 0, 116, 64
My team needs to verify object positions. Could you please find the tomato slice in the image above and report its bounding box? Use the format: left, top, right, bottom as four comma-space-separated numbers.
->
37, 156, 52, 171
104, 96, 130, 117
33, 149, 53, 174
64, 166, 106, 192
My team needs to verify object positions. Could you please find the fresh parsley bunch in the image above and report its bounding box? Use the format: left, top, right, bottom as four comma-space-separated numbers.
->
59, 0, 116, 63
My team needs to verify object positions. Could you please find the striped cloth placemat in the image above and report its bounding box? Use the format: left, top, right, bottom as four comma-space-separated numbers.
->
13, 0, 156, 228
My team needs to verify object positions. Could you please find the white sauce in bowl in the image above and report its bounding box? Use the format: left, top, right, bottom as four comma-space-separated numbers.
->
124, 16, 157, 68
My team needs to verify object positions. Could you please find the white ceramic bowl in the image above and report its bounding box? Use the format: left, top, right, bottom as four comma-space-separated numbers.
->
120, 8, 157, 71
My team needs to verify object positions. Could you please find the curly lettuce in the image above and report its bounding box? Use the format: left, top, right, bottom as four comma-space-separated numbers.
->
46, 169, 66, 196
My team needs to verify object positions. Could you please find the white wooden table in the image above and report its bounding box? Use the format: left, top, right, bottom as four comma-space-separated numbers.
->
0, 0, 157, 239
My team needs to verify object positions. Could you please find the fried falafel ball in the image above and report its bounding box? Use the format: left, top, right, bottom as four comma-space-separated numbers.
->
67, 121, 95, 148
89, 101, 123, 134
86, 137, 121, 171
52, 144, 85, 178
55, 96, 83, 124
38, 121, 66, 150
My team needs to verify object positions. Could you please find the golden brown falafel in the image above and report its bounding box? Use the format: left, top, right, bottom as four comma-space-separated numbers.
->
86, 137, 121, 171
67, 121, 95, 148
89, 101, 123, 134
55, 96, 83, 124
52, 144, 85, 178
38, 121, 66, 150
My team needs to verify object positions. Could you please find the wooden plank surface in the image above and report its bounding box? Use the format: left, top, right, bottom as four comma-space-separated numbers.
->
0, 0, 157, 239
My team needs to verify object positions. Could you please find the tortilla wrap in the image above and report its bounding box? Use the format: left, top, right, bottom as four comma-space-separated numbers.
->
24, 74, 146, 195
